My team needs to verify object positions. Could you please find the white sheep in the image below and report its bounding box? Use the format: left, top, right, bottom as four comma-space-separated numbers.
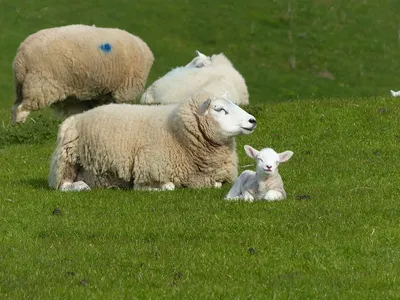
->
47, 90, 257, 192
139, 51, 249, 106
225, 145, 293, 201
185, 50, 212, 68
390, 90, 400, 97
11, 24, 154, 124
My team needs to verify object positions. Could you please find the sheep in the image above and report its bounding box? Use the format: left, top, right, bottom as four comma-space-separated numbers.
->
47, 90, 257, 192
11, 24, 154, 124
390, 90, 400, 97
139, 51, 249, 106
225, 145, 294, 201
185, 50, 212, 68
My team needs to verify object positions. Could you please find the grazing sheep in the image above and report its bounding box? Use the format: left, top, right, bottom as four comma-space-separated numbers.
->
48, 90, 257, 192
140, 51, 249, 106
225, 145, 293, 201
11, 24, 154, 124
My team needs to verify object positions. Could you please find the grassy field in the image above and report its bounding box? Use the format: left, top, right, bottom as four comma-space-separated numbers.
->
1, 0, 400, 299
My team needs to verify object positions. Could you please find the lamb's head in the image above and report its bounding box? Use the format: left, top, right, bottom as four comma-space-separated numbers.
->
185, 50, 212, 68
197, 94, 257, 141
244, 145, 293, 176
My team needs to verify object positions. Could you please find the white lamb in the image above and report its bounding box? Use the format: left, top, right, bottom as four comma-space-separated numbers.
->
140, 51, 249, 106
48, 90, 257, 192
11, 24, 154, 124
225, 145, 294, 201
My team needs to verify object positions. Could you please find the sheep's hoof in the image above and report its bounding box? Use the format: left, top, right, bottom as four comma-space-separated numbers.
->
60, 181, 91, 192
161, 182, 175, 191
214, 182, 222, 188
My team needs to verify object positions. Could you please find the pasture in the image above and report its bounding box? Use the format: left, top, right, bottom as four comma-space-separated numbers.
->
1, 0, 400, 298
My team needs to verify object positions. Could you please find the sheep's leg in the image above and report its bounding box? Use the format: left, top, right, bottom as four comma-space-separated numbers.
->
214, 182, 222, 188
134, 182, 175, 191
12, 74, 66, 124
12, 75, 66, 124
60, 181, 90, 192
113, 82, 143, 104
264, 190, 284, 201
48, 116, 91, 191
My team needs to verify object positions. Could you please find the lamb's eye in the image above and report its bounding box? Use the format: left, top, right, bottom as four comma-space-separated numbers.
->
258, 158, 263, 162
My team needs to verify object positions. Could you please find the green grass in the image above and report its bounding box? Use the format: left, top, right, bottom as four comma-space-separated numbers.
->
1, 96, 400, 298
1, 0, 400, 298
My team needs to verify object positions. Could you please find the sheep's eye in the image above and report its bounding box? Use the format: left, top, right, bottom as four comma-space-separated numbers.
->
257, 158, 263, 162
214, 106, 228, 115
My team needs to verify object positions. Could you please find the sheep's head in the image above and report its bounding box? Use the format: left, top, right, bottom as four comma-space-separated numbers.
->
185, 50, 212, 68
244, 145, 293, 175
197, 94, 257, 141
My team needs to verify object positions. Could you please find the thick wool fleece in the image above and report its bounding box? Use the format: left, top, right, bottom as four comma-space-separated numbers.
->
140, 53, 249, 106
12, 24, 154, 122
48, 91, 238, 190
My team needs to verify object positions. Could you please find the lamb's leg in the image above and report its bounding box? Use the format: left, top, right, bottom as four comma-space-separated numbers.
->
12, 75, 66, 124
225, 170, 253, 200
264, 190, 284, 201
48, 116, 90, 191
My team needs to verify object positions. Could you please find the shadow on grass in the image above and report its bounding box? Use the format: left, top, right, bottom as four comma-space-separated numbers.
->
24, 178, 50, 190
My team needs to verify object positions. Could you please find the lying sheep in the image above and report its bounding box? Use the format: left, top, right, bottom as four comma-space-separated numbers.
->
185, 50, 212, 68
48, 90, 257, 192
225, 145, 293, 201
11, 24, 154, 124
140, 51, 249, 106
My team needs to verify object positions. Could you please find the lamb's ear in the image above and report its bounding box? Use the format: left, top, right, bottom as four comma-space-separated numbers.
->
279, 151, 294, 163
195, 50, 201, 57
198, 97, 212, 115
244, 145, 259, 159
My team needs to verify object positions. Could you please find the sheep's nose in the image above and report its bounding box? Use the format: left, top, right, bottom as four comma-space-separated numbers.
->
266, 165, 272, 169
249, 118, 256, 124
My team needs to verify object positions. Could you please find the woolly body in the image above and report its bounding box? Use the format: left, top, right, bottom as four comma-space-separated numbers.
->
140, 53, 249, 106
12, 24, 154, 123
48, 91, 257, 191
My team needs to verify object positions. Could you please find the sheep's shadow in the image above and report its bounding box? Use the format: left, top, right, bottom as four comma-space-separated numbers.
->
24, 178, 50, 190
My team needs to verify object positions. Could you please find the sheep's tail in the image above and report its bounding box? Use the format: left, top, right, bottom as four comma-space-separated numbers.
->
48, 116, 80, 189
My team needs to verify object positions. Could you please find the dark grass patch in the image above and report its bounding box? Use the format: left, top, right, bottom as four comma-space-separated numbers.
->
0, 114, 60, 148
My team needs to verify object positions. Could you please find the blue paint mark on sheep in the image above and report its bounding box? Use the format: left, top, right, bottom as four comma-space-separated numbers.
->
99, 43, 112, 53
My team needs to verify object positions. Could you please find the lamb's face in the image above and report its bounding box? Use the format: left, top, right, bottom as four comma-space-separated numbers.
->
244, 145, 294, 175
256, 148, 281, 174
185, 50, 212, 68
199, 97, 257, 137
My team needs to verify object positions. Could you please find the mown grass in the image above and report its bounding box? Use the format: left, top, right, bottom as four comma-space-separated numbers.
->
1, 0, 400, 298
1, 96, 400, 298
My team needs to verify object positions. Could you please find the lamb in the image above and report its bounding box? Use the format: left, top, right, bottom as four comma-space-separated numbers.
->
48, 90, 257, 192
139, 51, 249, 106
11, 24, 154, 124
225, 145, 293, 201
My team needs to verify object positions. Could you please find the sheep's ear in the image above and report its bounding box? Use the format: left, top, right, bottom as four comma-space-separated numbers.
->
244, 145, 259, 159
279, 151, 294, 163
198, 97, 212, 115
196, 50, 207, 58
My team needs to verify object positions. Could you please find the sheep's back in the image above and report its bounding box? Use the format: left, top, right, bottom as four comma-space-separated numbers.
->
15, 25, 153, 89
